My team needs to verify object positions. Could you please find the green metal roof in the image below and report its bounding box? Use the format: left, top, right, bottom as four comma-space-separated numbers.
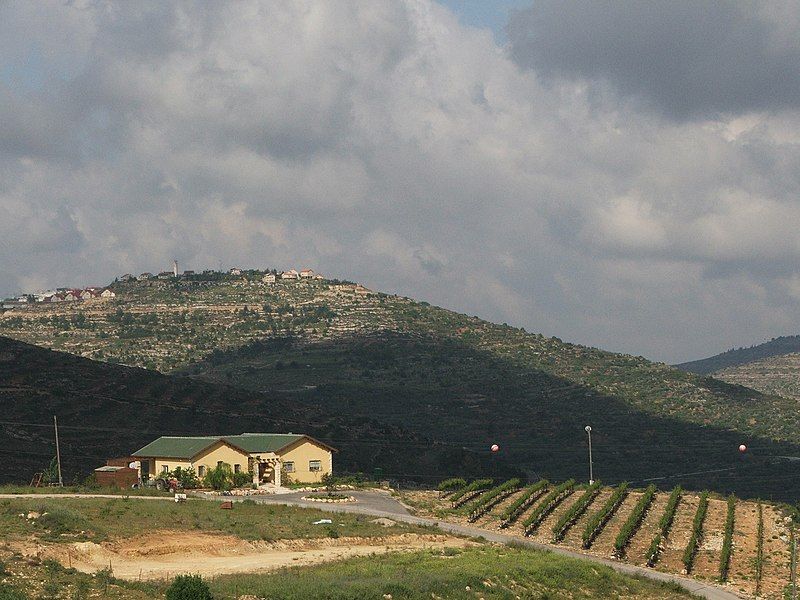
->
132, 433, 333, 459
132, 436, 222, 459
228, 433, 305, 453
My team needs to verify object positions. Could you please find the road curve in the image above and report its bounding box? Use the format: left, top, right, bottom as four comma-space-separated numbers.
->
0, 491, 743, 600
247, 492, 743, 600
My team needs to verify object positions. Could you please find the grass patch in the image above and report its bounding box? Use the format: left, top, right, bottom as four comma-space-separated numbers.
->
0, 497, 423, 543
206, 545, 698, 599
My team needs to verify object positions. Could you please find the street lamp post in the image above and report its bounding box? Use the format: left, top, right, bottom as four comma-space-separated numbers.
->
585, 425, 594, 484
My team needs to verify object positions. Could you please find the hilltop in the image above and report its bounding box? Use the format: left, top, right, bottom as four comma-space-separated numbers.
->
676, 335, 800, 375
1, 271, 799, 499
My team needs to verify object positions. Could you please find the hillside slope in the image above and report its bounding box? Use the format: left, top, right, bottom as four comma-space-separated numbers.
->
676, 335, 800, 375
712, 352, 800, 401
0, 336, 507, 484
2, 273, 799, 499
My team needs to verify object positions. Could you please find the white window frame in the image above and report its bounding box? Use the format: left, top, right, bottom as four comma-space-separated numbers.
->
162, 465, 169, 473
309, 460, 321, 472
284, 461, 295, 473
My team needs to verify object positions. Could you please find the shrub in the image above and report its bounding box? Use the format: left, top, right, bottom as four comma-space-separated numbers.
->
203, 463, 233, 491
719, 494, 736, 582
552, 481, 601, 542
172, 467, 200, 489
646, 485, 682, 567
613, 485, 656, 557
437, 478, 467, 493
0, 583, 28, 600
232, 471, 252, 488
682, 491, 709, 574
500, 480, 549, 528
37, 507, 88, 537
522, 479, 575, 535
449, 479, 493, 508
465, 478, 522, 522
582, 482, 629, 549
165, 574, 213, 600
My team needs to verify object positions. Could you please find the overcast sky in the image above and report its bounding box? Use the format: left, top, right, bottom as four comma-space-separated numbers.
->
2, 1, 800, 363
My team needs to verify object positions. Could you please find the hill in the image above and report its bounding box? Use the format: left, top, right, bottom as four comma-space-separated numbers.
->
712, 353, 800, 401
676, 335, 800, 375
0, 336, 507, 485
2, 272, 800, 499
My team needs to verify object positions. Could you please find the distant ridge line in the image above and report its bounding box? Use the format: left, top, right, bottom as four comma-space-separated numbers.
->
676, 335, 800, 374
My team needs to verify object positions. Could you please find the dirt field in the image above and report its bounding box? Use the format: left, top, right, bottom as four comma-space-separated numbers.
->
15, 530, 472, 581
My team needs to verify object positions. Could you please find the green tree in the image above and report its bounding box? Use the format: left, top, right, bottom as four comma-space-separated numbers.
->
165, 575, 213, 600
203, 463, 233, 491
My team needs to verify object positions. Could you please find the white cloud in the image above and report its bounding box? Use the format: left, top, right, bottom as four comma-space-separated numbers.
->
0, 1, 799, 362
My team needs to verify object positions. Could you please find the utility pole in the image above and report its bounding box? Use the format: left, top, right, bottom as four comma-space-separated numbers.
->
54, 415, 63, 487
585, 425, 594, 484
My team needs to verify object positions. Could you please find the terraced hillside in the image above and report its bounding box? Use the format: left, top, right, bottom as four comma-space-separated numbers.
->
407, 480, 794, 600
0, 337, 510, 484
712, 353, 800, 401
2, 273, 800, 499
678, 336, 800, 401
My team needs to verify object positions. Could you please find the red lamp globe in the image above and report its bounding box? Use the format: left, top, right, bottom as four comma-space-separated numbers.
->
490, 444, 500, 452
739, 444, 747, 453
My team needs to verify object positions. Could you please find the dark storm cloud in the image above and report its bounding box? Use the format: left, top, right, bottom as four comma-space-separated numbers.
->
508, 1, 800, 119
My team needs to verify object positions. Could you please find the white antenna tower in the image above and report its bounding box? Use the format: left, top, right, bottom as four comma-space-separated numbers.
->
173, 259, 178, 277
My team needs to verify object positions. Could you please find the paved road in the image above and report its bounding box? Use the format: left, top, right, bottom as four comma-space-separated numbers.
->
0, 491, 741, 599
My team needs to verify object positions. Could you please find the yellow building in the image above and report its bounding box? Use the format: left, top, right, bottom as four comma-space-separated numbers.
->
132, 433, 336, 486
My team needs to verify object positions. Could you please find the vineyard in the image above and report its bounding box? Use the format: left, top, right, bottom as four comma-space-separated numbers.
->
406, 479, 795, 599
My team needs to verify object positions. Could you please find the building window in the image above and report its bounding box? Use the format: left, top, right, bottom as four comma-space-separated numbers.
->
234, 464, 241, 473
284, 461, 295, 473
309, 460, 321, 472
198, 465, 206, 478
217, 461, 223, 468
162, 465, 169, 473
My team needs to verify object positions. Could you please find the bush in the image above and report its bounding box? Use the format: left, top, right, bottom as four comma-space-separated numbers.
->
552, 481, 601, 542
523, 479, 575, 535
613, 485, 656, 557
204, 464, 233, 491
173, 467, 200, 489
646, 485, 682, 567
465, 479, 522, 522
719, 494, 736, 582
165, 575, 213, 600
582, 482, 629, 549
437, 478, 467, 493
0, 583, 28, 600
37, 507, 88, 537
449, 479, 493, 507
500, 480, 549, 527
682, 491, 709, 574
232, 471, 251, 488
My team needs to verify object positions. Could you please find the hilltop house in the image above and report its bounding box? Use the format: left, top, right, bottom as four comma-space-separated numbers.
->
262, 273, 276, 284
157, 271, 173, 280
299, 269, 314, 278
229, 267, 243, 276
281, 269, 299, 280
119, 274, 134, 282
132, 433, 335, 486
100, 288, 116, 298
137, 272, 153, 281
